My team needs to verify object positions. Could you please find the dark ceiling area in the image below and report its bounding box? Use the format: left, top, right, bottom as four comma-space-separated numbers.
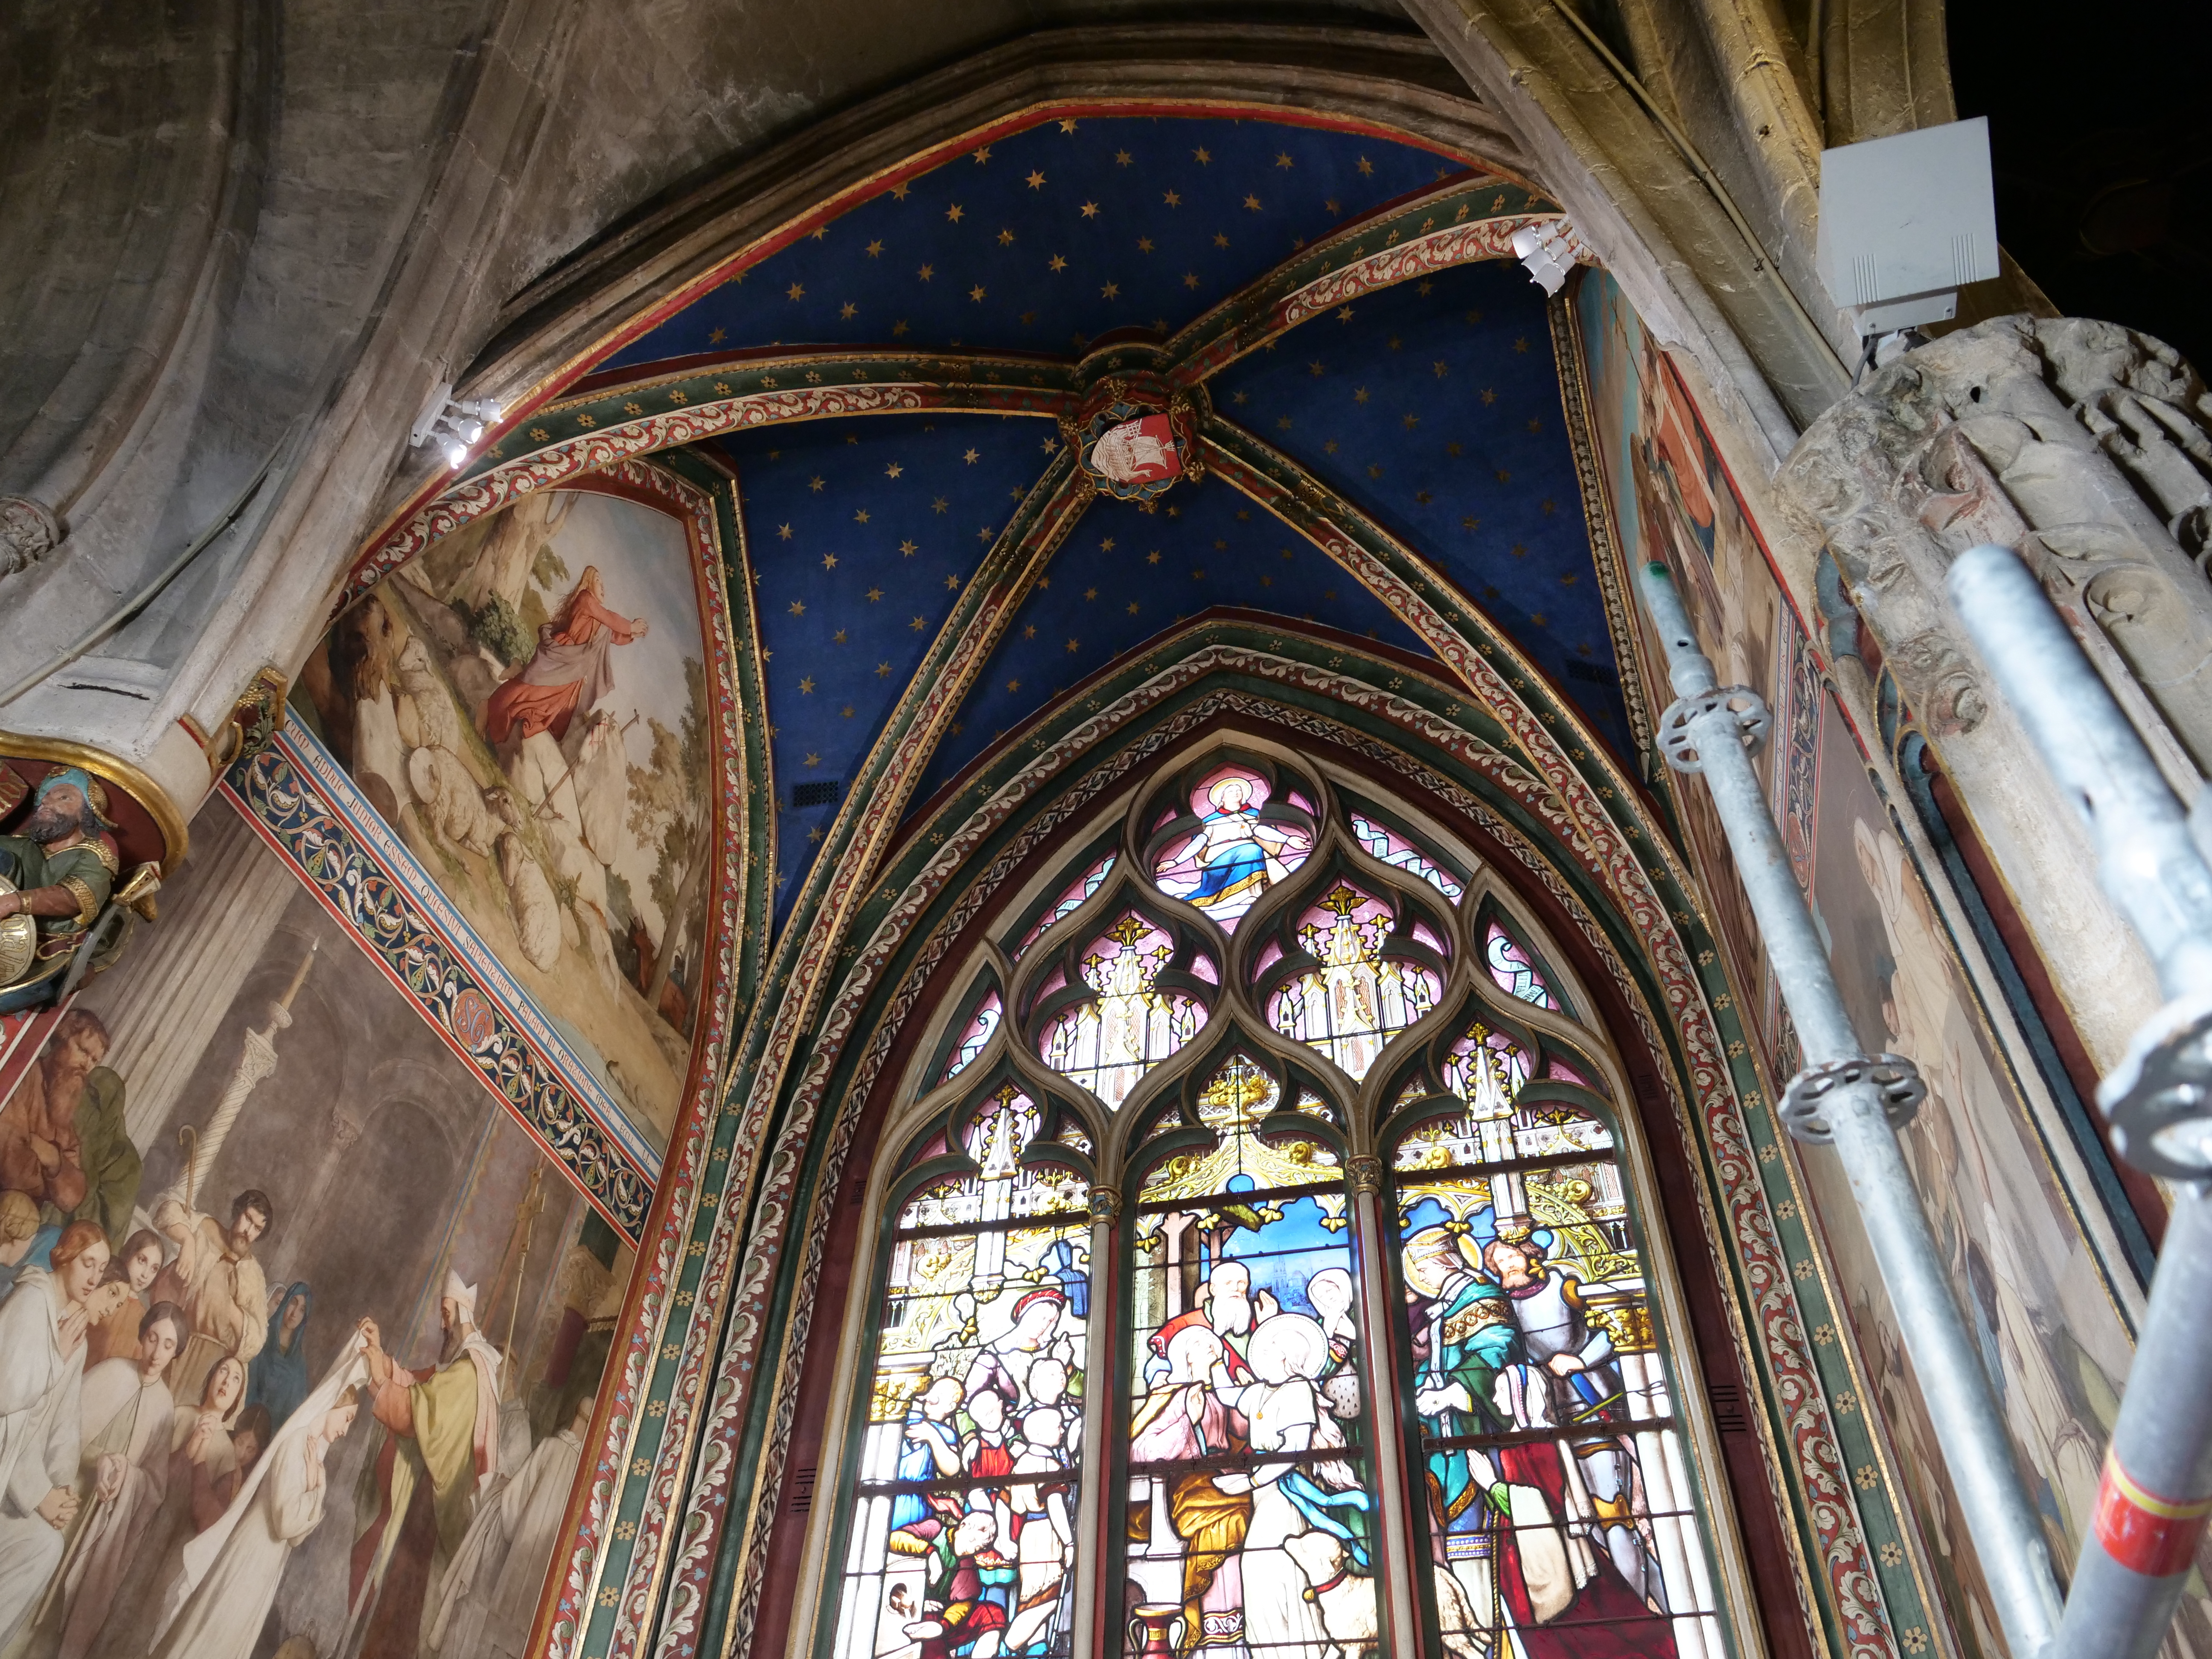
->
1949, 0, 2212, 375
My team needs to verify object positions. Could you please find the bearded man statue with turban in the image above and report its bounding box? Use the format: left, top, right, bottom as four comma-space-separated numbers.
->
0, 768, 117, 968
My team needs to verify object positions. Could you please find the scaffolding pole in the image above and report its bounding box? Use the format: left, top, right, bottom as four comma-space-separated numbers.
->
1949, 544, 2212, 1659
1635, 561, 2065, 1659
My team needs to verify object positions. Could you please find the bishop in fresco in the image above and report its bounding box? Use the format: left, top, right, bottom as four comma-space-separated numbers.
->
347, 1270, 502, 1659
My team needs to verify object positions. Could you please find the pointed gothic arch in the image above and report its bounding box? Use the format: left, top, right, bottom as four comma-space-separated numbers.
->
676, 616, 1851, 1659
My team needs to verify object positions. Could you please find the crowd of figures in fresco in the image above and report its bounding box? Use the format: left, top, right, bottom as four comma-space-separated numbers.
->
833, 763, 1724, 1659
297, 484, 718, 1146
0, 805, 620, 1659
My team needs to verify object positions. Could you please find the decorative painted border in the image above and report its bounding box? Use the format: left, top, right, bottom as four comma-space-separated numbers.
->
273, 721, 664, 1167
1287, 211, 1550, 321
225, 735, 656, 1236
1551, 285, 1656, 758
1164, 173, 1559, 381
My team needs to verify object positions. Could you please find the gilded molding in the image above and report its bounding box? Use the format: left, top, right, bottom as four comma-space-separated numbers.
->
0, 727, 191, 870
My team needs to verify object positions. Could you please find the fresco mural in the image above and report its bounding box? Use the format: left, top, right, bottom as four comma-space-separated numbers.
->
0, 800, 628, 1659
1573, 269, 2202, 1657
293, 482, 724, 1150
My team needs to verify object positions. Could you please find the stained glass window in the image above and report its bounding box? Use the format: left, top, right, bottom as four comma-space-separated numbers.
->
1394, 1070, 1723, 1657
1019, 851, 1119, 951
831, 1085, 1091, 1659
1036, 914, 1207, 1109
1486, 919, 1562, 1011
1264, 881, 1444, 1079
941, 989, 1003, 1082
1348, 812, 1464, 901
1126, 1057, 1371, 1659
1150, 765, 1314, 931
832, 765, 1740, 1659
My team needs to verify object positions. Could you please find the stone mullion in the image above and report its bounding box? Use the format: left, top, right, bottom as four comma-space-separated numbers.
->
1348, 1154, 1426, 1659
1074, 1184, 1122, 1659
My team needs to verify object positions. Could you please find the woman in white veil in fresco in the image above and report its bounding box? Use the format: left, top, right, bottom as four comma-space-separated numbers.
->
148, 1335, 371, 1659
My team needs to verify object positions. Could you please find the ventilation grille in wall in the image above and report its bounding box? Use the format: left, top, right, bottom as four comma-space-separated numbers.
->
792, 780, 841, 809
1706, 1381, 1750, 1436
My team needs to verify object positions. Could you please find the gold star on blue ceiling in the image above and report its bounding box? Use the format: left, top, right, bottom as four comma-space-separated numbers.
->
722, 412, 1050, 920
1208, 260, 1630, 755
907, 481, 1433, 810
602, 115, 1463, 369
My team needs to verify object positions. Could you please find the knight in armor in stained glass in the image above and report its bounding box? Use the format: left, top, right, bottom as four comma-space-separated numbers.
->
1483, 1233, 1670, 1621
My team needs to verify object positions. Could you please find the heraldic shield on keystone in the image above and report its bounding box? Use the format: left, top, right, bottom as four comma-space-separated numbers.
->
1064, 377, 1205, 504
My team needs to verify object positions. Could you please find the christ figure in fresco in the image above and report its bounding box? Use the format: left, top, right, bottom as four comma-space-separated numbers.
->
480, 565, 650, 747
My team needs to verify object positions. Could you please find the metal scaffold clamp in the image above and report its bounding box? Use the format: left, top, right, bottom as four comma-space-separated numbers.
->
1655, 686, 1772, 773
2098, 989, 2212, 1182
1779, 1054, 1927, 1144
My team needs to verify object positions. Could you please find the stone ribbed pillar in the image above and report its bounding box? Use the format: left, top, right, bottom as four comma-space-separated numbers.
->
86, 800, 298, 1147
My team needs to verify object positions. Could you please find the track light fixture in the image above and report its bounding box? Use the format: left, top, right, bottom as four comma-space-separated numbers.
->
1509, 219, 1586, 296
408, 381, 504, 471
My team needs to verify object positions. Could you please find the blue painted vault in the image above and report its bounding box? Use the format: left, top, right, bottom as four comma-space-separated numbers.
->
588, 108, 1632, 936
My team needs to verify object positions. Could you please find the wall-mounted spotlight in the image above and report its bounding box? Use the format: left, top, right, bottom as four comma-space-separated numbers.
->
408, 381, 504, 471
1510, 219, 1586, 297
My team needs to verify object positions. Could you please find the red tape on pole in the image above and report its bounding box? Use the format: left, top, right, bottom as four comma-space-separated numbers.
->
2094, 1451, 2212, 1579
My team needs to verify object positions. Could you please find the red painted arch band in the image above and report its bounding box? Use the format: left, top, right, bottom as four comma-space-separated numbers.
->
2094, 1452, 2212, 1579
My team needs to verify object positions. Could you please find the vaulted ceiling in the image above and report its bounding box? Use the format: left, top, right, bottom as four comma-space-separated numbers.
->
441, 104, 1624, 931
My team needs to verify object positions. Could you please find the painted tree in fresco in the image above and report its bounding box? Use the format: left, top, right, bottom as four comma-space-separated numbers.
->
627, 655, 712, 1025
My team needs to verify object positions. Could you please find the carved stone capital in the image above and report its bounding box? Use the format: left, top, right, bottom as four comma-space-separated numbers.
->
1088, 1183, 1122, 1224
1347, 1154, 1383, 1197
0, 497, 58, 579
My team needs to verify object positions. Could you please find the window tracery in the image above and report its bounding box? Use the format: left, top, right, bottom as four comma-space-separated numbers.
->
1258, 878, 1447, 1081
823, 749, 1736, 1659
942, 988, 1005, 1082
1484, 916, 1563, 1012
1147, 763, 1316, 931
1348, 810, 1465, 902
1032, 913, 1212, 1110
1020, 849, 1120, 951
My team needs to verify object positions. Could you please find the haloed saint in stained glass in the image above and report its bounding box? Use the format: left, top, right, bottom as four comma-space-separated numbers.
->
1151, 768, 1313, 932
1486, 919, 1562, 1011
1126, 1058, 1373, 1659
1265, 881, 1445, 1080
1036, 915, 1206, 1110
833, 1086, 1091, 1659
1394, 1043, 1723, 1656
